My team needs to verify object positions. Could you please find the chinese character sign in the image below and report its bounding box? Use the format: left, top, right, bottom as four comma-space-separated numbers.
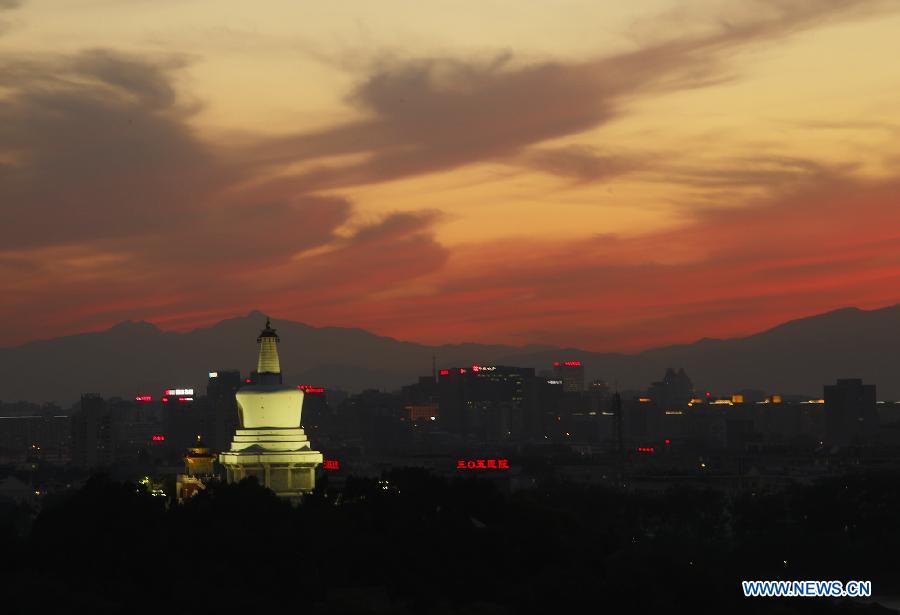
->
456, 459, 510, 470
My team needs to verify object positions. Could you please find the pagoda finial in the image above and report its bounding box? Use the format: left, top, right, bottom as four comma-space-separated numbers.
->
256, 317, 282, 382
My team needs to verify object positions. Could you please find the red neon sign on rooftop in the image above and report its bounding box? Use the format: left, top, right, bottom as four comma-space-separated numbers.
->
134, 395, 153, 402
456, 458, 510, 470
439, 369, 450, 376
297, 385, 326, 394
323, 460, 340, 470
151, 435, 165, 442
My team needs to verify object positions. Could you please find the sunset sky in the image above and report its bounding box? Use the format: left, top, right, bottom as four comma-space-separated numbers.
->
3, 0, 900, 350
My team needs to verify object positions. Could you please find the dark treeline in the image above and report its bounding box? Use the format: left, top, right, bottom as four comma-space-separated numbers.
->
1, 472, 898, 614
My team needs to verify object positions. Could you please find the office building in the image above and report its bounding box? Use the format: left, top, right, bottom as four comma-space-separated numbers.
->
553, 360, 585, 393
824, 378, 877, 446
438, 365, 537, 441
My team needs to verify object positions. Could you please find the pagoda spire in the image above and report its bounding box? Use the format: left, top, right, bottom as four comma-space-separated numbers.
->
256, 316, 282, 383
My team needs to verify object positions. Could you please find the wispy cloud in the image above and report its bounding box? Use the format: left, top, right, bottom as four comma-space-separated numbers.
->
244, 0, 898, 190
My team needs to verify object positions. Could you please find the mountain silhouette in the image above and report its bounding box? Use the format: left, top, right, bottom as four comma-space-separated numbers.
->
1, 306, 899, 404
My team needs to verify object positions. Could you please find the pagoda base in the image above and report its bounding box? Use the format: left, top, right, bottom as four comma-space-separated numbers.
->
219, 428, 323, 496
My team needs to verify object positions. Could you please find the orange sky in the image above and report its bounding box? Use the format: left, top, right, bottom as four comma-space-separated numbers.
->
2, 0, 900, 350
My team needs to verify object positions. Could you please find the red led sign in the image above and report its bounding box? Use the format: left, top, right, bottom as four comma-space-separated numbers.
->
151, 435, 165, 442
297, 385, 326, 394
636, 446, 654, 453
439, 369, 450, 376
161, 397, 169, 404
134, 395, 153, 402
323, 460, 340, 470
456, 459, 510, 470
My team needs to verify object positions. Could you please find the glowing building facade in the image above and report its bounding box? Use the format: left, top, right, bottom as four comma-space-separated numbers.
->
219, 319, 323, 497
176, 435, 217, 503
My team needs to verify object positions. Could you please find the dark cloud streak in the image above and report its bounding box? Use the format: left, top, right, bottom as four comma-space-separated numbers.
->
248, 0, 897, 191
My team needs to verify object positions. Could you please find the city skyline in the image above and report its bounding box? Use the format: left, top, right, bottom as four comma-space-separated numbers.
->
7, 303, 900, 404
3, 0, 900, 352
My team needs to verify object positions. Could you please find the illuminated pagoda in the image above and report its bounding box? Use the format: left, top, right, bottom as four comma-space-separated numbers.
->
175, 434, 217, 503
219, 318, 323, 498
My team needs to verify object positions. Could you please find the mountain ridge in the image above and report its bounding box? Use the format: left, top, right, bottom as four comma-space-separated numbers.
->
2, 304, 899, 404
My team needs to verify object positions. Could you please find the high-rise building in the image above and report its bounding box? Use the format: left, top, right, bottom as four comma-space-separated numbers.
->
553, 361, 585, 393
588, 379, 611, 412
162, 386, 198, 459
111, 397, 161, 464
219, 318, 323, 498
71, 394, 113, 469
438, 365, 537, 441
648, 368, 693, 409
206, 370, 242, 453
824, 378, 877, 446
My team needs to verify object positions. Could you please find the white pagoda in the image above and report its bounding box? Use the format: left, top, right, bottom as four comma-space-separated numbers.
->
219, 318, 322, 497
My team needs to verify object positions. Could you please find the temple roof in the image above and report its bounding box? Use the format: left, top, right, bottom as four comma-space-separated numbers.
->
186, 434, 213, 457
